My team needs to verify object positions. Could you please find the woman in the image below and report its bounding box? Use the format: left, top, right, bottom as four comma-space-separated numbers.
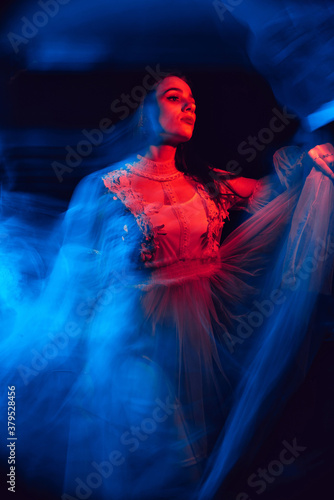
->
62, 74, 333, 499
1, 74, 333, 500
61, 74, 271, 498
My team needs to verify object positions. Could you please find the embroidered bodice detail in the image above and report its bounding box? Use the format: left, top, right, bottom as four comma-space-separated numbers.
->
194, 182, 235, 256
126, 155, 184, 181
102, 166, 162, 264
102, 158, 239, 268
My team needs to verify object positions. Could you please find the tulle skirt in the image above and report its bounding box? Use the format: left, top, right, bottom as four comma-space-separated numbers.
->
59, 182, 305, 499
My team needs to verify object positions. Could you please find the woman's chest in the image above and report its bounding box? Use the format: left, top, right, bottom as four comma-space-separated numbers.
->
103, 170, 230, 264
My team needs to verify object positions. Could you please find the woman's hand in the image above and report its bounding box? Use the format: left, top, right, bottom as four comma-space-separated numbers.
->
308, 143, 334, 181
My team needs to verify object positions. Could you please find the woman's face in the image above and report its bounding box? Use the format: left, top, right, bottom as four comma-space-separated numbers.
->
155, 76, 196, 145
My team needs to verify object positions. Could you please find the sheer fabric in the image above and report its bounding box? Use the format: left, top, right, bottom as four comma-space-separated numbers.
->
0, 148, 332, 500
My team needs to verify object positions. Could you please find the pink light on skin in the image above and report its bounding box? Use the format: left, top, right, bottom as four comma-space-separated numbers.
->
155, 76, 196, 147
308, 143, 334, 181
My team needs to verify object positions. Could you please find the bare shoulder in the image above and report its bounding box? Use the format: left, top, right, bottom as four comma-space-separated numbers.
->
209, 168, 257, 198
224, 176, 258, 198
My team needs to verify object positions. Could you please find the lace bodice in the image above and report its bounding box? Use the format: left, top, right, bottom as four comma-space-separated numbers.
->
102, 155, 240, 269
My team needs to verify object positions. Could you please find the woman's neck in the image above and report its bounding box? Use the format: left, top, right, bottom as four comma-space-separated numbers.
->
130, 144, 181, 180
144, 145, 176, 163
